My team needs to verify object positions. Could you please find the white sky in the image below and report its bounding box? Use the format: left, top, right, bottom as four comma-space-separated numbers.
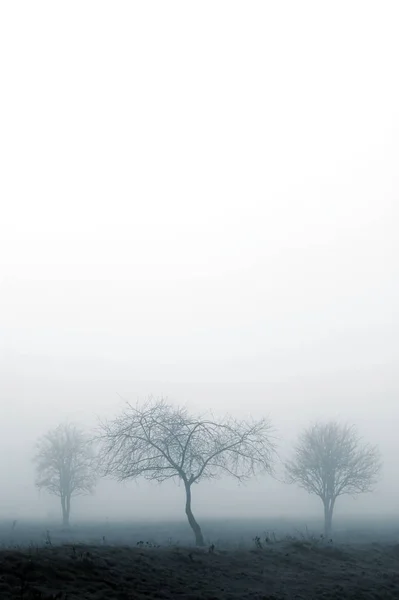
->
0, 1, 398, 522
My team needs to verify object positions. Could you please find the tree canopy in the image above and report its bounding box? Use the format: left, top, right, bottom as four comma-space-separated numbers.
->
97, 398, 276, 545
34, 423, 96, 526
285, 421, 381, 537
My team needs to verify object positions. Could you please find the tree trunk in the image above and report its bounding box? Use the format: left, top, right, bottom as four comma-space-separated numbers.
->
61, 495, 70, 527
323, 498, 334, 539
184, 482, 204, 546
66, 494, 71, 525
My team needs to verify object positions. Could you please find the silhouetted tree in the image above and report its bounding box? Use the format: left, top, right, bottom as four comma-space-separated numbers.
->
285, 421, 381, 538
97, 398, 276, 546
34, 423, 96, 527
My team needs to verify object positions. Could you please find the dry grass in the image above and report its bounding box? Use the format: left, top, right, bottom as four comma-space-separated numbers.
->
1, 540, 399, 599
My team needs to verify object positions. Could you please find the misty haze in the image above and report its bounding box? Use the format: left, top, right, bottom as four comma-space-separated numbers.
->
0, 1, 398, 598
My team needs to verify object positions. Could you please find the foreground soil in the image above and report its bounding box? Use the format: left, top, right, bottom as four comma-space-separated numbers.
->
1, 541, 399, 599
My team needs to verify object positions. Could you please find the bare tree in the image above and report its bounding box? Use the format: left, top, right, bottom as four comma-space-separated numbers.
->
34, 423, 96, 527
97, 398, 276, 546
285, 421, 381, 538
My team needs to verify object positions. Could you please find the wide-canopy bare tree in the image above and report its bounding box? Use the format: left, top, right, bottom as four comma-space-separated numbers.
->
97, 398, 276, 546
285, 421, 381, 538
34, 423, 96, 527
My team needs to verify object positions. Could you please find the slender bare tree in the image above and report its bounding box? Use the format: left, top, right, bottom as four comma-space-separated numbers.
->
285, 421, 381, 538
97, 398, 276, 546
34, 423, 96, 527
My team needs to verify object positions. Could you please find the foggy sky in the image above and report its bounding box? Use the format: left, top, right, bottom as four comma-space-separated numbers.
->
0, 2, 398, 523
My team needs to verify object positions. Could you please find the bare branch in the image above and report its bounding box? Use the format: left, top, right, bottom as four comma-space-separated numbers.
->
33, 423, 97, 498
96, 398, 276, 486
285, 421, 381, 503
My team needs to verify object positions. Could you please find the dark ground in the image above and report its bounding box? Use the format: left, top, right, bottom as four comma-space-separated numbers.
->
1, 518, 399, 599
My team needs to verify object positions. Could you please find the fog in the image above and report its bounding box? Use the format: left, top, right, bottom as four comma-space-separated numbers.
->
0, 2, 398, 526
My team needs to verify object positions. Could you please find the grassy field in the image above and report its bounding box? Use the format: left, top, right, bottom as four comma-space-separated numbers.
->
1, 517, 399, 598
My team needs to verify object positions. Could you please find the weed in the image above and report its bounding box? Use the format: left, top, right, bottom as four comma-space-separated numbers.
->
136, 540, 160, 548
253, 536, 263, 550
45, 531, 52, 547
